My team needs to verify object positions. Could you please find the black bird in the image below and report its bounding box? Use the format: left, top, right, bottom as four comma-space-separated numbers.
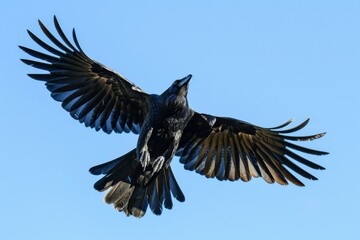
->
20, 16, 328, 218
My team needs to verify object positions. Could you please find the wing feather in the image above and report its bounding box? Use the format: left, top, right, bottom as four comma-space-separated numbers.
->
177, 112, 328, 186
20, 16, 151, 134
204, 132, 220, 178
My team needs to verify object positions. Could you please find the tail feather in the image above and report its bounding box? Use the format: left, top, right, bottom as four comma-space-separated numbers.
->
90, 149, 137, 191
148, 178, 162, 215
89, 148, 185, 218
89, 158, 121, 175
128, 187, 148, 217
104, 181, 133, 206
162, 171, 173, 209
167, 167, 185, 202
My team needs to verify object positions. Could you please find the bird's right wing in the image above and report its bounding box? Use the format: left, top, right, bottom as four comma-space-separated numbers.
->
20, 16, 152, 134
177, 112, 328, 186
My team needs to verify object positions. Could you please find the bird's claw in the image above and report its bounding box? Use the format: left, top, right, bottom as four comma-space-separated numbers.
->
139, 149, 150, 171
152, 156, 165, 173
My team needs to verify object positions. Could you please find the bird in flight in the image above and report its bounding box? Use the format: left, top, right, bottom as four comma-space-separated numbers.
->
20, 16, 328, 218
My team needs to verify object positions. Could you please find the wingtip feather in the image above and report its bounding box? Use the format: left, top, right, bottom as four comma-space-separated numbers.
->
20, 59, 31, 65
37, 19, 44, 28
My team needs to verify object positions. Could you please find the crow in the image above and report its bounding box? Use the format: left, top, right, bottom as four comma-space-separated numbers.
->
20, 16, 328, 218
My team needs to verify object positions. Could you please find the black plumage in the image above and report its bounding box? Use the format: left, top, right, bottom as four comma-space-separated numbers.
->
20, 16, 328, 218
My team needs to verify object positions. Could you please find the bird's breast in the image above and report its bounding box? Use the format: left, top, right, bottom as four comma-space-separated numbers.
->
145, 114, 191, 155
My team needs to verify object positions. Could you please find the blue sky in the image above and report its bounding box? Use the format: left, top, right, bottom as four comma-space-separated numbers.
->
1, 1, 359, 239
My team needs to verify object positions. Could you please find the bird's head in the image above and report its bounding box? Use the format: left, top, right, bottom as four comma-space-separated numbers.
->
162, 74, 192, 110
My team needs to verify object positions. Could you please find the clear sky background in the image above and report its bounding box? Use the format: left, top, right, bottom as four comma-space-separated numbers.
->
1, 1, 359, 239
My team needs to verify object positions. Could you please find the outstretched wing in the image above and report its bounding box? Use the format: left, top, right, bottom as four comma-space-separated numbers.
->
177, 113, 328, 186
20, 16, 152, 134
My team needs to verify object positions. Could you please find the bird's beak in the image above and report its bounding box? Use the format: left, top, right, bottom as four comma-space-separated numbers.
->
178, 74, 192, 87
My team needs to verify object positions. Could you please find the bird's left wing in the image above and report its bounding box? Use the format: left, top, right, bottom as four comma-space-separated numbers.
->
20, 16, 152, 134
177, 113, 328, 186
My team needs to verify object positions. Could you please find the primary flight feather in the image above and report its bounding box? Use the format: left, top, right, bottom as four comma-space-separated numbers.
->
20, 16, 328, 218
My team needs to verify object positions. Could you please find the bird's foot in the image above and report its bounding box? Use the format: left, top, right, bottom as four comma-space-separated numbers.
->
139, 148, 150, 171
152, 156, 165, 173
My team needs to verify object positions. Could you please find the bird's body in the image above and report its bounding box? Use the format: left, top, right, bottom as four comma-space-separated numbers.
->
135, 77, 195, 185
20, 16, 328, 218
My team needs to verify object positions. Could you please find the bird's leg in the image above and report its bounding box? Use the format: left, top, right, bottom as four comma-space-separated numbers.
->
139, 147, 150, 171
138, 128, 153, 170
152, 130, 182, 172
152, 156, 165, 173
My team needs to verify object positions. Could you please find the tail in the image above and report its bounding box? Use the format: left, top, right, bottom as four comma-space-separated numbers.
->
89, 149, 185, 218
